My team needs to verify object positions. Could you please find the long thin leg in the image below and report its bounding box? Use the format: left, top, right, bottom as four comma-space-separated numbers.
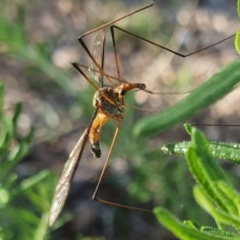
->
108, 25, 234, 97
111, 25, 235, 58
79, 36, 122, 88
71, 62, 126, 84
92, 122, 152, 213
72, 62, 100, 92
70, 62, 194, 95
110, 25, 122, 81
79, 2, 155, 39
77, 2, 155, 88
100, 29, 106, 88
92, 123, 120, 200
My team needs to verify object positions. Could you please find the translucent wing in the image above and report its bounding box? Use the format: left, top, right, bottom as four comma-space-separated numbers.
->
49, 29, 106, 227
48, 128, 88, 226
88, 28, 106, 87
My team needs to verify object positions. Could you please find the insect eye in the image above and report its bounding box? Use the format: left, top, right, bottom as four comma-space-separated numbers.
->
120, 89, 126, 95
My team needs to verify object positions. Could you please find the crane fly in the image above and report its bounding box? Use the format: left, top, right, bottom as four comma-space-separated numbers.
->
48, 2, 156, 226
48, 1, 236, 227
48, 29, 148, 226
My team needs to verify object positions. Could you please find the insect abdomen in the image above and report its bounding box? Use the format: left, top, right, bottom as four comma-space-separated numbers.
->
89, 112, 109, 158
90, 141, 101, 158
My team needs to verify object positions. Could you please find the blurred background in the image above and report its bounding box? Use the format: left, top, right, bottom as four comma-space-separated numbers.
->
1, 0, 239, 239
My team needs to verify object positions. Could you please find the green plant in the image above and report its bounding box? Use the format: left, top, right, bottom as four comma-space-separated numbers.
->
0, 82, 58, 240
155, 124, 240, 240
148, 1, 240, 236
0, 5, 74, 94
235, 0, 240, 54
1, 0, 239, 239
133, 59, 240, 138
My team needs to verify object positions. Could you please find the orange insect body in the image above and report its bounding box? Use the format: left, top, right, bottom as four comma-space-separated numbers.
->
89, 83, 146, 158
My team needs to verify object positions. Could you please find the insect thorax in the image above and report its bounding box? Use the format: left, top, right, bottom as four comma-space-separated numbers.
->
93, 87, 124, 119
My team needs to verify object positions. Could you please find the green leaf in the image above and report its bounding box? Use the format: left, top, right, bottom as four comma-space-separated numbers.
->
2, 173, 18, 189
201, 226, 240, 238
17, 171, 54, 213
2, 142, 29, 174
235, 31, 240, 54
162, 141, 240, 165
183, 220, 198, 230
188, 124, 230, 184
186, 126, 239, 215
154, 207, 240, 240
184, 123, 192, 135
0, 116, 14, 154
0, 82, 3, 118
34, 212, 49, 240
194, 186, 240, 231
187, 125, 239, 216
12, 103, 22, 134
216, 181, 240, 213
133, 59, 240, 138
23, 126, 35, 144
0, 187, 10, 207
186, 147, 226, 211
12, 171, 51, 197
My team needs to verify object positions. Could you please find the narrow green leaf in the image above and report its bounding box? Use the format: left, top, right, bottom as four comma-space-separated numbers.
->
0, 187, 10, 207
190, 127, 239, 214
183, 220, 198, 230
16, 208, 40, 225
0, 116, 14, 154
34, 212, 49, 240
11, 171, 51, 197
13, 5, 26, 49
4, 142, 29, 168
133, 59, 240, 138
21, 171, 51, 190
16, 5, 25, 34
184, 123, 192, 135
235, 31, 240, 54
201, 227, 240, 238
186, 127, 239, 215
194, 186, 240, 231
217, 181, 240, 214
213, 181, 240, 217
2, 173, 18, 189
162, 141, 240, 165
154, 207, 240, 240
1, 141, 31, 181
186, 147, 227, 211
1, 130, 34, 174
0, 83, 6, 151
12, 102, 22, 134
161, 141, 189, 156
0, 82, 3, 118
191, 126, 230, 184
23, 126, 35, 144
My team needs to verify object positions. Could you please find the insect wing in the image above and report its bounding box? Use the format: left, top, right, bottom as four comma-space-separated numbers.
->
48, 128, 88, 226
88, 28, 106, 87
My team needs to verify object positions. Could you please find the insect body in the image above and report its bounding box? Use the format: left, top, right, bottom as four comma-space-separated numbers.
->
89, 83, 146, 158
48, 64, 147, 226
